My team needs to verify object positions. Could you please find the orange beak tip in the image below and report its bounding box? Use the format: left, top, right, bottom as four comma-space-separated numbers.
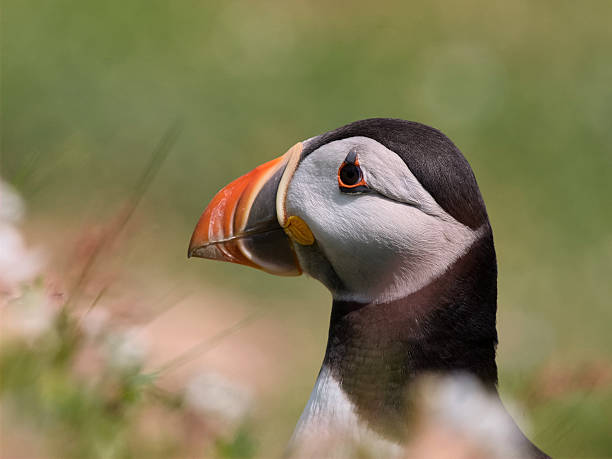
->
188, 143, 305, 275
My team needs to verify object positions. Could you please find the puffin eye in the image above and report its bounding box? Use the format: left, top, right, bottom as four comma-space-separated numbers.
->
337, 151, 369, 193
339, 163, 361, 186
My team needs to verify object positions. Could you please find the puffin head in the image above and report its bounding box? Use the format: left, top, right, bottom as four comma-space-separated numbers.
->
189, 118, 491, 305
187, 120, 553, 458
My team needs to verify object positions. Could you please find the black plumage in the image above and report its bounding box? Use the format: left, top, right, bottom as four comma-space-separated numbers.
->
302, 119, 549, 457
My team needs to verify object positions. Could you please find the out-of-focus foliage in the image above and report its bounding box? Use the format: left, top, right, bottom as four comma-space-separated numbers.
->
1, 307, 257, 458
0, 189, 256, 457
1, 0, 611, 457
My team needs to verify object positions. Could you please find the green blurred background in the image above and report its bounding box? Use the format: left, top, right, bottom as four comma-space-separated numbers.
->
2, 0, 612, 457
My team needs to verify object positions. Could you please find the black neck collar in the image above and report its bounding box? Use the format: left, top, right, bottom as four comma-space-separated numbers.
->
322, 230, 499, 440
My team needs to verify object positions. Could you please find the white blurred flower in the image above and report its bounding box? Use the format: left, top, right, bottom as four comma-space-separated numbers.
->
0, 178, 43, 292
184, 371, 252, 426
3, 284, 57, 337
413, 373, 529, 458
0, 223, 43, 289
106, 327, 150, 370
0, 179, 25, 223
81, 307, 110, 339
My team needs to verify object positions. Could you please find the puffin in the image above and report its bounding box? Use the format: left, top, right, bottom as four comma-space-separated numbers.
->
188, 118, 549, 458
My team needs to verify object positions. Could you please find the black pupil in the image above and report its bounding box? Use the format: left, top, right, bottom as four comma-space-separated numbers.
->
340, 163, 360, 185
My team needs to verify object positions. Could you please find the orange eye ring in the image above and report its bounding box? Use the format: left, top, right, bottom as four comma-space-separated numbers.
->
337, 152, 369, 193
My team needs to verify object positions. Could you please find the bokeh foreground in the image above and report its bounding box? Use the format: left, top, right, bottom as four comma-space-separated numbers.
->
2, 1, 612, 457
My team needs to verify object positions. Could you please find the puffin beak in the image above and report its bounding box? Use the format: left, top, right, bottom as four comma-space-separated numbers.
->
188, 143, 303, 276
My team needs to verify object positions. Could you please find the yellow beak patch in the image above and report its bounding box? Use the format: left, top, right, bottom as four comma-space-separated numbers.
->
283, 215, 315, 246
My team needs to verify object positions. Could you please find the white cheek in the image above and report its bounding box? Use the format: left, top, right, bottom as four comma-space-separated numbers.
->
285, 138, 482, 303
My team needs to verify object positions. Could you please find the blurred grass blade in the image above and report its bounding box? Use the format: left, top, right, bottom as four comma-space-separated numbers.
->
68, 121, 183, 311
156, 311, 263, 374
122, 120, 183, 225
